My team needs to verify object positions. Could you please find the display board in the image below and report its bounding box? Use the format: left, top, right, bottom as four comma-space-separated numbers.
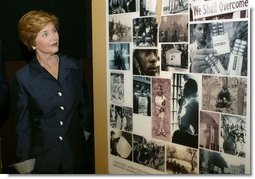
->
106, 0, 250, 174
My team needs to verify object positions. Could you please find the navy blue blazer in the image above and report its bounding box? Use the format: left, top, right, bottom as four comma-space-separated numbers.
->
10, 54, 91, 173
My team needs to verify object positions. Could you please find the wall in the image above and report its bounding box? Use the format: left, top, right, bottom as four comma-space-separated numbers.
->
92, 0, 108, 174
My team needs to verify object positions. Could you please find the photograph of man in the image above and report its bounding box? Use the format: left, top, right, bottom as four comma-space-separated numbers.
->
189, 23, 214, 73
215, 84, 232, 109
172, 78, 199, 148
133, 49, 159, 76
190, 21, 248, 76
152, 78, 171, 140
202, 76, 246, 116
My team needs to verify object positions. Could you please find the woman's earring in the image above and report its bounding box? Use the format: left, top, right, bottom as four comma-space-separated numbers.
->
32, 46, 36, 50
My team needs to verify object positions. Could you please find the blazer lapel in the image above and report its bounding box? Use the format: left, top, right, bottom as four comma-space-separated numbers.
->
29, 58, 52, 80
28, 54, 78, 83
58, 54, 78, 84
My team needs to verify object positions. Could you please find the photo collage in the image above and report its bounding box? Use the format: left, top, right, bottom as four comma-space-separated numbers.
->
107, 0, 250, 174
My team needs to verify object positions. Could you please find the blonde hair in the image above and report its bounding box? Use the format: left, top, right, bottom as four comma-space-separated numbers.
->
18, 10, 59, 51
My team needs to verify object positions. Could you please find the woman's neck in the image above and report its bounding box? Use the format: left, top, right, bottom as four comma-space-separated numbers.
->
37, 53, 59, 79
37, 54, 59, 69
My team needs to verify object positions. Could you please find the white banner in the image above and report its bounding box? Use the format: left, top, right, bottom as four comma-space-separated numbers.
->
192, 0, 248, 19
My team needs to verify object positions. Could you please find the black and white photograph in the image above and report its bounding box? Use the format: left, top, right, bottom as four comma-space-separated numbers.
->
133, 134, 165, 172
190, 0, 249, 21
140, 0, 157, 16
171, 73, 200, 149
161, 44, 188, 71
133, 48, 160, 76
110, 129, 133, 161
109, 15, 132, 42
190, 21, 248, 76
108, 0, 137, 15
199, 148, 245, 174
133, 76, 151, 116
200, 111, 220, 151
151, 78, 171, 141
159, 14, 188, 43
162, 0, 188, 14
133, 17, 157, 47
166, 143, 198, 174
110, 72, 125, 104
202, 75, 247, 116
109, 43, 130, 70
110, 104, 133, 132
220, 114, 246, 158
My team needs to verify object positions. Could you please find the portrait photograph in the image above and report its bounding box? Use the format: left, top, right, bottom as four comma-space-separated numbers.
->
171, 73, 200, 149
133, 48, 160, 76
151, 78, 171, 141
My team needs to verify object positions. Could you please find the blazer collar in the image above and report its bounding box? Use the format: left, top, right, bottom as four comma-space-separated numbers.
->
29, 53, 78, 81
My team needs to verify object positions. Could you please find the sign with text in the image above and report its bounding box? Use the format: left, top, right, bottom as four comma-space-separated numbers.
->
192, 0, 248, 19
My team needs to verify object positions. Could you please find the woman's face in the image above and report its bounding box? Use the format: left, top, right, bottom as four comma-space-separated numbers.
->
137, 50, 158, 76
194, 24, 208, 43
35, 22, 59, 55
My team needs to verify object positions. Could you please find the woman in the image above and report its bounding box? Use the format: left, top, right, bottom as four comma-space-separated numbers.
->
10, 10, 92, 174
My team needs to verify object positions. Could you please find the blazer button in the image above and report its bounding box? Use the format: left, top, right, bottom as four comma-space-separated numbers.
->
60, 106, 65, 110
60, 121, 64, 125
58, 136, 63, 141
58, 92, 62, 96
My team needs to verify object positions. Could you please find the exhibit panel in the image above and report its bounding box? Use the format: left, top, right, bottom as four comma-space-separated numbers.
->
106, 0, 250, 174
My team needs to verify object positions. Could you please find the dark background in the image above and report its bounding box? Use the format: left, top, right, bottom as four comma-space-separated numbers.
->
0, 0, 94, 174
0, 0, 92, 60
